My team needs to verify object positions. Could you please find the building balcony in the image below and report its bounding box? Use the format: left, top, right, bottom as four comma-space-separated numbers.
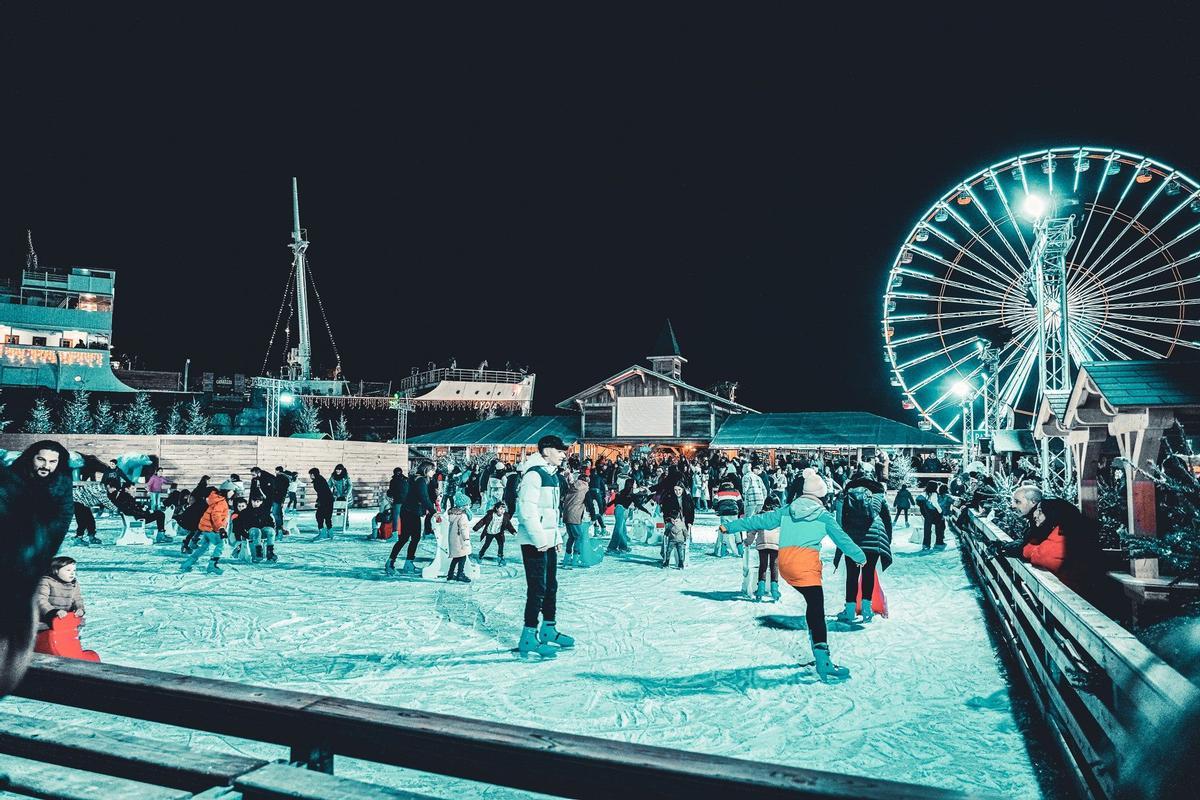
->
0, 302, 114, 335
0, 344, 134, 392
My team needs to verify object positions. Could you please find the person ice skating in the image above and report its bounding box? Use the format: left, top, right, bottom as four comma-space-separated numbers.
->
585, 464, 608, 533
180, 486, 230, 574
72, 470, 117, 546
474, 502, 515, 565
712, 479, 744, 557
330, 463, 352, 531
107, 482, 171, 542
745, 495, 782, 600
834, 473, 893, 624
37, 556, 86, 634
386, 461, 437, 575
659, 482, 694, 569
228, 496, 252, 562
720, 467, 866, 682
893, 483, 913, 527
308, 468, 335, 541
516, 435, 574, 659
445, 498, 472, 583
485, 462, 506, 510
608, 479, 646, 554
560, 468, 590, 568
739, 463, 769, 595
916, 484, 946, 549
240, 492, 278, 563
146, 468, 169, 512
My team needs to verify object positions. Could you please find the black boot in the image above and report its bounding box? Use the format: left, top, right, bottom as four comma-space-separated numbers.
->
266, 545, 277, 563
253, 545, 264, 563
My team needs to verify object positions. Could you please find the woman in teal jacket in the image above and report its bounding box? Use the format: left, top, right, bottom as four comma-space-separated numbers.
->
721, 468, 865, 683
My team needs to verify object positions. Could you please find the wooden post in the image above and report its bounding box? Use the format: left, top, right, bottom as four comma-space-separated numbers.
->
1068, 425, 1108, 521
1111, 410, 1173, 579
290, 740, 334, 774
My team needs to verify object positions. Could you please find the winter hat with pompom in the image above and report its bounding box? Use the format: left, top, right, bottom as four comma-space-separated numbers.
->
801, 467, 828, 498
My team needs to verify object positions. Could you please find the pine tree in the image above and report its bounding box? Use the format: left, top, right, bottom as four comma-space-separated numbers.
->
334, 413, 351, 440
93, 399, 116, 434
123, 393, 159, 435
165, 402, 184, 435
22, 397, 54, 434
183, 398, 212, 435
0, 390, 8, 433
59, 389, 93, 434
294, 399, 322, 434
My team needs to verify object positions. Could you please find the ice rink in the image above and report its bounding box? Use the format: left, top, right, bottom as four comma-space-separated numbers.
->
4, 507, 1054, 798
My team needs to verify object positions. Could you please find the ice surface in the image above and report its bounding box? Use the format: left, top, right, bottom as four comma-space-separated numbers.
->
1, 507, 1049, 798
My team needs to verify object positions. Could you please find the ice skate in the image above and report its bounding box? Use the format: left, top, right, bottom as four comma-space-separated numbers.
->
770, 581, 781, 602
74, 537, 89, 547
86, 534, 101, 545
539, 620, 574, 649
253, 545, 264, 564
835, 602, 858, 624
497, 557, 507, 567
384, 560, 396, 575
812, 642, 850, 682
861, 599, 874, 623
266, 545, 278, 563
754, 580, 767, 602
155, 531, 173, 544
518, 626, 557, 659
400, 559, 417, 575
453, 573, 471, 583
205, 558, 223, 575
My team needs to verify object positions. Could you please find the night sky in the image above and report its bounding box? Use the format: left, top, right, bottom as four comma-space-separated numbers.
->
4, 3, 1200, 419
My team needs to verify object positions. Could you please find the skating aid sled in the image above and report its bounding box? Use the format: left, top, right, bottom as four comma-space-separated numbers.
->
34, 614, 100, 662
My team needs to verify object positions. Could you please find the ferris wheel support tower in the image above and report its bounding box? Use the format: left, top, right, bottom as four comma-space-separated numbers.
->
290, 177, 312, 382
1030, 209, 1077, 490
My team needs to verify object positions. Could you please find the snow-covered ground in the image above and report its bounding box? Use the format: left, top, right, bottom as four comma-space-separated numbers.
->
2, 507, 1052, 798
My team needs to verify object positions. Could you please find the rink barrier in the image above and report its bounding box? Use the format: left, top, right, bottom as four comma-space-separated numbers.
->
14, 655, 999, 800
961, 511, 1200, 800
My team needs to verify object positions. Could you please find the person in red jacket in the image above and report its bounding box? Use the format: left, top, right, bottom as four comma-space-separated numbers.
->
1020, 498, 1100, 598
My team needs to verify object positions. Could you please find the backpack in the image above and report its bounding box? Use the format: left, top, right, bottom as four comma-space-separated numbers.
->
841, 487, 876, 533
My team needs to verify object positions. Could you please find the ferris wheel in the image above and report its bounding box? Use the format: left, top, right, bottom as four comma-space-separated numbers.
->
883, 146, 1200, 439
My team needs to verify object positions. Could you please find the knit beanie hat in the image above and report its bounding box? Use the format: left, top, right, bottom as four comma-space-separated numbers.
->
801, 467, 828, 498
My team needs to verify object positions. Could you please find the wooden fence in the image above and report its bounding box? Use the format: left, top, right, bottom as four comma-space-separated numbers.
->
960, 511, 1200, 800
4, 655, 1000, 800
0, 434, 408, 505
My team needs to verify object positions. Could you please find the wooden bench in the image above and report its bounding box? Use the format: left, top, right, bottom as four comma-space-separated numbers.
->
231, 762, 439, 800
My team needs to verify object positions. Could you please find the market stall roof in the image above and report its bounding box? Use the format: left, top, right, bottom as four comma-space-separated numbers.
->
709, 412, 949, 448
407, 415, 580, 447
1079, 360, 1200, 408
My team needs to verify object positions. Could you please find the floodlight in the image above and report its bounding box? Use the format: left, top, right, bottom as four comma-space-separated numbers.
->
1023, 193, 1047, 219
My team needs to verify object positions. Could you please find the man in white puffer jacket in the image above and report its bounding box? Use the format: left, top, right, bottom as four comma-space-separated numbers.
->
516, 435, 575, 659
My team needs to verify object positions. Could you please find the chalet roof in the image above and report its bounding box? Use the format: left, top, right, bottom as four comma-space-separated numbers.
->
650, 319, 683, 358
1080, 360, 1200, 408
407, 415, 579, 447
709, 412, 948, 448
1044, 389, 1072, 420
555, 364, 757, 413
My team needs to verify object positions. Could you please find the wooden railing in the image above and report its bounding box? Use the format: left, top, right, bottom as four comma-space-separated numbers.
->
9, 655, 997, 799
960, 511, 1200, 800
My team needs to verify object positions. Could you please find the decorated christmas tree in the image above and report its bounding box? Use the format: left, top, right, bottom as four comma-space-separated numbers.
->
334, 413, 351, 441
22, 397, 54, 434
58, 389, 93, 434
183, 398, 212, 435
93, 399, 116, 434
123, 393, 159, 435
165, 402, 184, 435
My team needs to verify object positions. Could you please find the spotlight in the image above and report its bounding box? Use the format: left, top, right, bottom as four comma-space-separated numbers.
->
280, 392, 296, 407
1023, 193, 1048, 219
953, 380, 973, 399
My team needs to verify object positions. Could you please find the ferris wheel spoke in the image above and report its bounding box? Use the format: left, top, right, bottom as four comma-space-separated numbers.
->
889, 308, 1006, 322
906, 349, 984, 393
1065, 154, 1116, 286
1108, 270, 1200, 301
890, 291, 1003, 308
1076, 157, 1145, 274
992, 171, 1032, 260
1102, 239, 1200, 294
1094, 323, 1179, 356
1106, 313, 1200, 327
966, 181, 1029, 276
1078, 170, 1173, 282
906, 245, 1014, 292
1109, 297, 1200, 310
902, 254, 1012, 300
922, 324, 1035, 417
1076, 188, 1198, 290
920, 225, 1021, 289
892, 336, 983, 371
996, 344, 1039, 415
889, 318, 1006, 347
940, 204, 1025, 281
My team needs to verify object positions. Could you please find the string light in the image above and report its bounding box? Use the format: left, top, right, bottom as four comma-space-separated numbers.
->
260, 256, 298, 376
304, 253, 342, 375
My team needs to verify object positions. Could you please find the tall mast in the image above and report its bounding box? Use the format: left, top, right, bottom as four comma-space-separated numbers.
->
289, 178, 312, 381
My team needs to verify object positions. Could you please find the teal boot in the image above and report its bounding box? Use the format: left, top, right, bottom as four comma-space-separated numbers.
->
861, 599, 875, 623
769, 581, 781, 602
754, 580, 767, 602
539, 620, 575, 649
518, 626, 557, 659
812, 642, 850, 682
835, 601, 857, 624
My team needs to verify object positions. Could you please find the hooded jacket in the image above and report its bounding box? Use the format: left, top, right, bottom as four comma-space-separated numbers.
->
447, 507, 472, 558
198, 492, 230, 534
561, 475, 590, 525
838, 477, 893, 571
515, 452, 563, 550
741, 471, 768, 514
724, 496, 865, 563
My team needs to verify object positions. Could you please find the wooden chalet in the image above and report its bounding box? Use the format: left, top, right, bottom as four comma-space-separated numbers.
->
554, 320, 756, 450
